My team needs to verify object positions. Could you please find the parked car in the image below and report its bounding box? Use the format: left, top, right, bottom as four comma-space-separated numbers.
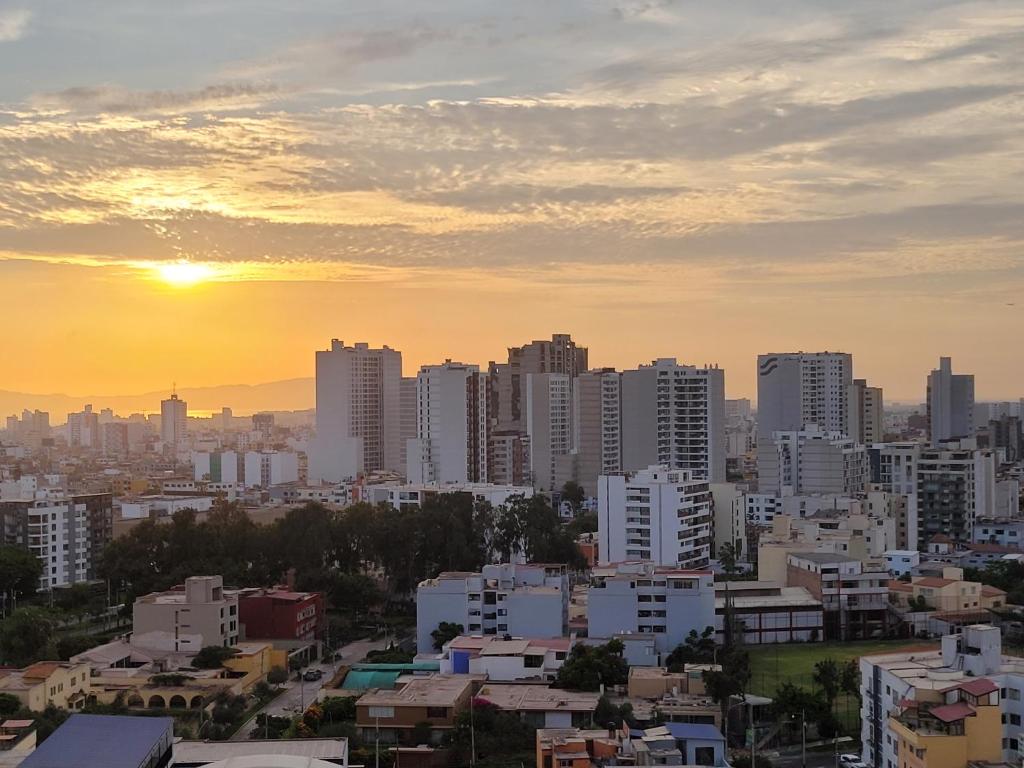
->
840, 755, 866, 768
302, 668, 324, 682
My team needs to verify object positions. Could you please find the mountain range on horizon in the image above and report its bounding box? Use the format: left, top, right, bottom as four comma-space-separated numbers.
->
0, 378, 316, 419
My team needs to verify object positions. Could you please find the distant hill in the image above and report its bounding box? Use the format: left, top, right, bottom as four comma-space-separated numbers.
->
0, 378, 315, 419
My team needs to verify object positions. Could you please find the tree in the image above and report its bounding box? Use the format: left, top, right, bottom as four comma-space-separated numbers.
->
840, 659, 860, 696
565, 511, 598, 538
560, 481, 586, 513
812, 658, 840, 708
772, 682, 823, 724
267, 666, 288, 686
0, 547, 43, 611
703, 646, 751, 725
0, 694, 20, 717
666, 626, 716, 670
431, 621, 463, 651
328, 573, 381, 618
554, 641, 628, 691
0, 607, 56, 666
191, 646, 239, 669
718, 543, 741, 577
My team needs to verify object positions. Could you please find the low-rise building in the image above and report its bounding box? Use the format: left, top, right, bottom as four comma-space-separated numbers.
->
237, 587, 323, 643
786, 552, 890, 640
474, 683, 599, 728
885, 550, 921, 577
359, 483, 534, 510
714, 580, 824, 644
0, 662, 91, 712
888, 568, 1005, 613
437, 635, 571, 682
355, 675, 478, 745
627, 666, 711, 699
20, 714, 174, 768
133, 575, 239, 652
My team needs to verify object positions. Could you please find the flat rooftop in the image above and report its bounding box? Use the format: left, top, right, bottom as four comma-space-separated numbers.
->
476, 684, 600, 712
357, 675, 478, 708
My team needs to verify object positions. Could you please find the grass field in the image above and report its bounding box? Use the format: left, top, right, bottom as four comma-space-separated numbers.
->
746, 639, 940, 735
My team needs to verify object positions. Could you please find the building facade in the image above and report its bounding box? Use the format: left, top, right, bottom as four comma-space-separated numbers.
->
927, 357, 975, 447
849, 379, 884, 444
756, 352, 852, 438
133, 575, 240, 652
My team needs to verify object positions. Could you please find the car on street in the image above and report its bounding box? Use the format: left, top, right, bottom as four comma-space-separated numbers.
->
302, 668, 324, 682
840, 755, 866, 768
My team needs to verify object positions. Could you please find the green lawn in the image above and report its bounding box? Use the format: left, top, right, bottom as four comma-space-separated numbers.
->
746, 639, 939, 736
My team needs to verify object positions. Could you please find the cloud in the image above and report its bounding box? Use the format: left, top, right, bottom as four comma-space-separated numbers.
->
0, 8, 29, 41
29, 83, 280, 115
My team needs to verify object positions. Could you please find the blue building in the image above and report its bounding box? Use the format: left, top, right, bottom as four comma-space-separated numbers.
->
22, 714, 173, 768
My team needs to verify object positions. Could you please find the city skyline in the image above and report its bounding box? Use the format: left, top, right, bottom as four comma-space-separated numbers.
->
1, 1, 1022, 401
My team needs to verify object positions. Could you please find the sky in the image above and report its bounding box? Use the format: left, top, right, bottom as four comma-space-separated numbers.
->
1, 0, 1022, 404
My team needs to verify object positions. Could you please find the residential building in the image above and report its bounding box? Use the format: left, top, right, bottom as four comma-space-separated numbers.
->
714, 580, 824, 644
415, 563, 569, 653
242, 450, 299, 488
358, 482, 533, 511
974, 519, 1024, 548
563, 368, 622, 496
535, 728, 622, 768
487, 430, 531, 486
916, 443, 996, 547
355, 675, 477, 745
627, 665, 712, 699
710, 483, 746, 561
870, 442, 921, 549
66, 405, 100, 449
786, 552, 890, 640
884, 550, 921, 576
988, 414, 1024, 463
0, 662, 92, 712
0, 492, 113, 589
888, 567, 1004, 613
118, 495, 215, 521
20, 714, 174, 768
859, 625, 1024, 768
133, 576, 240, 652
757, 426, 868, 496
406, 362, 490, 485
598, 465, 713, 569
437, 635, 571, 682
236, 587, 323, 642
399, 375, 418, 475
927, 357, 975, 446
586, 562, 716, 656
251, 412, 274, 439
309, 340, 403, 482
621, 359, 726, 483
192, 450, 239, 484
160, 394, 188, 453
756, 352, 852, 438
526, 373, 572, 492
475, 683, 600, 728
849, 379, 884, 444
102, 422, 130, 457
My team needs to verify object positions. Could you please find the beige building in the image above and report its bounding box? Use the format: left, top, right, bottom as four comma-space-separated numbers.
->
133, 575, 239, 653
848, 379, 884, 444
888, 567, 1006, 612
356, 675, 479, 745
0, 662, 91, 711
627, 666, 710, 699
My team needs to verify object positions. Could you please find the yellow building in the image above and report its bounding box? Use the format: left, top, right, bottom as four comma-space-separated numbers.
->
889, 678, 1002, 768
0, 662, 92, 711
889, 568, 1006, 612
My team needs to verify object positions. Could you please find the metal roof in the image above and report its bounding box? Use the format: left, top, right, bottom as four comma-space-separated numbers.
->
663, 723, 726, 742
21, 714, 172, 768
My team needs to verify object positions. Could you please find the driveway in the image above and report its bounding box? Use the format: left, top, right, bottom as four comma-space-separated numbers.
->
231, 635, 390, 740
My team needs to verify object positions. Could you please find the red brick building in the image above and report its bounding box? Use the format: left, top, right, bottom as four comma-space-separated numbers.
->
237, 587, 323, 641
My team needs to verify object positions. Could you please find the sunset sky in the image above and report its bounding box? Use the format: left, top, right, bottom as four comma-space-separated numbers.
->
2, 0, 1022, 404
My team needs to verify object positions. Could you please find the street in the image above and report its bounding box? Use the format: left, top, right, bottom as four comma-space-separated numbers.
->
231, 635, 390, 740
768, 744, 860, 768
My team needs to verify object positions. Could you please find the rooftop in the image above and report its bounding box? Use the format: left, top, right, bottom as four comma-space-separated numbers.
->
172, 738, 347, 763
20, 714, 172, 768
476, 684, 599, 712
790, 552, 858, 564
357, 675, 477, 708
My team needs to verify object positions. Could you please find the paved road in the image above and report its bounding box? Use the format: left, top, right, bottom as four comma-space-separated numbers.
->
231, 636, 390, 741
767, 744, 861, 768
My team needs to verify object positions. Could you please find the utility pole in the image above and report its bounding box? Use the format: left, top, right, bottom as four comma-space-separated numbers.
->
375, 715, 380, 768
749, 698, 756, 768
470, 690, 477, 768
801, 709, 807, 768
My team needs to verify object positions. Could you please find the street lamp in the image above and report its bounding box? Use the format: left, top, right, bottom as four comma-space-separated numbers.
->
790, 710, 807, 768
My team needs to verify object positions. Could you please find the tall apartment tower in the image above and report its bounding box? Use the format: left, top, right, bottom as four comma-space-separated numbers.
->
309, 340, 402, 483
566, 368, 622, 496
756, 352, 853, 438
489, 334, 588, 433
525, 373, 572, 492
159, 395, 187, 452
620, 359, 726, 483
406, 362, 490, 484
926, 357, 975, 447
848, 379, 884, 444
67, 405, 100, 448
399, 376, 418, 474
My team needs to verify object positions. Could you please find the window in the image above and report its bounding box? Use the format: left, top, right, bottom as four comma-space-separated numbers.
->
1011, 713, 1021, 726
426, 707, 447, 719
1009, 688, 1020, 701
694, 747, 716, 765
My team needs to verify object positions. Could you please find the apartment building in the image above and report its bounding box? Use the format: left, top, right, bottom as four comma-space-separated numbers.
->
786, 552, 890, 640
415, 563, 569, 653
437, 635, 571, 682
621, 359, 726, 483
916, 442, 996, 547
757, 426, 868, 496
756, 351, 853, 438
859, 625, 1024, 768
709, 483, 746, 561
236, 587, 323, 642
563, 368, 622, 496
849, 379, 884, 444
974, 518, 1024, 548
0, 491, 113, 589
598, 465, 713, 569
888, 567, 1004, 613
241, 451, 299, 488
160, 394, 187, 453
0, 662, 92, 712
355, 675, 477, 745
927, 357, 975, 447
67, 405, 100, 449
133, 575, 240, 652
309, 340, 403, 482
714, 580, 824, 645
359, 482, 533, 511
406, 361, 490, 485
586, 562, 716, 655
487, 430, 532, 487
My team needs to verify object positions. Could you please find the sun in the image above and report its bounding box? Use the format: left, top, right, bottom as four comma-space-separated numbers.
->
156, 261, 214, 287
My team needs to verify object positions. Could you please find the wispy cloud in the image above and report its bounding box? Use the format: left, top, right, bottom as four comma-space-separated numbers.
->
0, 8, 29, 42
29, 82, 280, 115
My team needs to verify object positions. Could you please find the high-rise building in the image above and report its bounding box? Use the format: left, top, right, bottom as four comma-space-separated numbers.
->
251, 412, 274, 439
406, 361, 490, 484
487, 430, 531, 486
67, 405, 100, 448
756, 352, 853, 438
598, 465, 713, 569
848, 378, 884, 444
621, 358, 726, 483
757, 425, 868, 496
399, 376, 418, 475
565, 368, 622, 496
309, 340, 403, 482
525, 373, 572, 492
489, 334, 588, 433
989, 414, 1024, 463
159, 394, 187, 452
926, 356, 975, 446
916, 442, 995, 548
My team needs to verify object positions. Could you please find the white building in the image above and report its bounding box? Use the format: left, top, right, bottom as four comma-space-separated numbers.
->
598, 465, 713, 569
621, 359, 726, 483
415, 563, 569, 653
757, 426, 867, 496
436, 635, 571, 682
406, 362, 489, 485
192, 450, 239, 484
974, 518, 1024, 549
525, 373, 572, 492
848, 379, 884, 444
883, 549, 921, 576
564, 368, 622, 496
359, 482, 533, 510
756, 351, 852, 438
243, 451, 299, 488
587, 562, 716, 656
119, 495, 216, 519
160, 394, 188, 452
309, 340, 403, 483
916, 442, 995, 547
927, 356, 975, 446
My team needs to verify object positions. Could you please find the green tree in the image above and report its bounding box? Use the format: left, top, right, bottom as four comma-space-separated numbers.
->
411, 721, 433, 746
0, 694, 21, 716
718, 543, 741, 577
666, 626, 716, 670
812, 658, 841, 708
0, 607, 56, 665
267, 666, 288, 686
703, 646, 751, 726
0, 546, 43, 610
840, 659, 860, 696
431, 621, 464, 651
191, 646, 239, 669
560, 481, 586, 513
554, 640, 628, 691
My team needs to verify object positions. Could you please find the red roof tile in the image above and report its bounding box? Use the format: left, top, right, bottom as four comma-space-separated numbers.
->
929, 702, 975, 722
